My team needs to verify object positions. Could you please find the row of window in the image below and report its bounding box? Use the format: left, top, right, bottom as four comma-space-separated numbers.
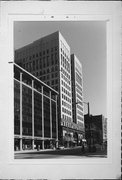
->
21, 52, 58, 71
75, 66, 82, 77
16, 46, 58, 59
76, 87, 83, 97
62, 93, 71, 103
76, 72, 82, 86
76, 93, 83, 102
62, 87, 71, 97
61, 54, 70, 73
31, 67, 58, 78
61, 73, 70, 86
62, 100, 71, 110
62, 114, 71, 122
60, 41, 70, 60
61, 67, 70, 81
62, 107, 72, 116
77, 104, 83, 112
77, 109, 84, 117
77, 115, 84, 121
61, 79, 71, 90
76, 83, 83, 93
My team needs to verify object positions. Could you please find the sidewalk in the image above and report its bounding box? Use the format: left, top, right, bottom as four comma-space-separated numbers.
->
15, 148, 56, 154
14, 146, 82, 154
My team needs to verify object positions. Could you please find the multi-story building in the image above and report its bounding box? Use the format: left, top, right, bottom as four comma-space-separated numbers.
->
15, 31, 84, 147
14, 63, 58, 151
102, 117, 107, 143
84, 114, 106, 151
71, 54, 85, 144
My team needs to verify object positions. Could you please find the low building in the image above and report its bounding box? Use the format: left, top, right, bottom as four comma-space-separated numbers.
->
102, 117, 107, 143
14, 63, 58, 151
84, 114, 105, 150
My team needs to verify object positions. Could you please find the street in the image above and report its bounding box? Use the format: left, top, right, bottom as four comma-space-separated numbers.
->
15, 147, 107, 159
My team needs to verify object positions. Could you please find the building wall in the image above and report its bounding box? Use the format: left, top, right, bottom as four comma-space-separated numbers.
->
71, 54, 84, 131
14, 64, 58, 151
102, 117, 107, 142
84, 114, 104, 145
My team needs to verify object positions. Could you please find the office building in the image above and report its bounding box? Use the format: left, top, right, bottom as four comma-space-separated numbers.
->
14, 63, 58, 151
71, 54, 85, 144
15, 31, 84, 147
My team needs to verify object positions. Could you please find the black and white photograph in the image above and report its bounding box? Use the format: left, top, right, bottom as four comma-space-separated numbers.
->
14, 21, 107, 159
0, 1, 121, 179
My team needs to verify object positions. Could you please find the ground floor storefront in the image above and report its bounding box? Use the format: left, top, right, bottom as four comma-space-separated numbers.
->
60, 127, 85, 148
14, 136, 58, 151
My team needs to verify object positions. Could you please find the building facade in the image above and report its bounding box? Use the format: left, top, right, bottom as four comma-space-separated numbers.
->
14, 63, 58, 151
15, 31, 84, 147
102, 117, 107, 143
71, 54, 85, 144
84, 114, 104, 151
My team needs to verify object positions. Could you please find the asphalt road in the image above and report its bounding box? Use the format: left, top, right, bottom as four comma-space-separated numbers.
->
15, 147, 107, 159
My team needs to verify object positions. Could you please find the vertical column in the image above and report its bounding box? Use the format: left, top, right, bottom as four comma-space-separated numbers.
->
42, 86, 44, 149
20, 73, 23, 151
50, 91, 52, 140
55, 95, 58, 148
32, 80, 34, 150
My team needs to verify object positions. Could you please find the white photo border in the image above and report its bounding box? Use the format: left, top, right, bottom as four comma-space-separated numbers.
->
0, 1, 121, 179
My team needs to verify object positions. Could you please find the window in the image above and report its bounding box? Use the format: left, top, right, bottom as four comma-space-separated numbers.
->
55, 66, 58, 71
51, 67, 54, 72
47, 68, 50, 73
55, 46, 57, 51
47, 75, 49, 79
52, 73, 54, 78
55, 79, 58, 84
52, 80, 54, 85
47, 56, 49, 66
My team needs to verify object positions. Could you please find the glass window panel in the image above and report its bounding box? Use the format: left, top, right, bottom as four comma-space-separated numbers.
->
44, 96, 50, 138
34, 92, 42, 137
22, 84, 32, 136
14, 80, 20, 135
52, 101, 56, 138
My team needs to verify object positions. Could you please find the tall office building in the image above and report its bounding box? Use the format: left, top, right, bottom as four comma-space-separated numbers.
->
15, 31, 84, 147
71, 54, 85, 141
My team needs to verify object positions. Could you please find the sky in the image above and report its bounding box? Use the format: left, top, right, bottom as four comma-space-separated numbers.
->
14, 21, 107, 117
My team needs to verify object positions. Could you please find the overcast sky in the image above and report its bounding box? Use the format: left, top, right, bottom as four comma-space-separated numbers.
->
14, 21, 107, 117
